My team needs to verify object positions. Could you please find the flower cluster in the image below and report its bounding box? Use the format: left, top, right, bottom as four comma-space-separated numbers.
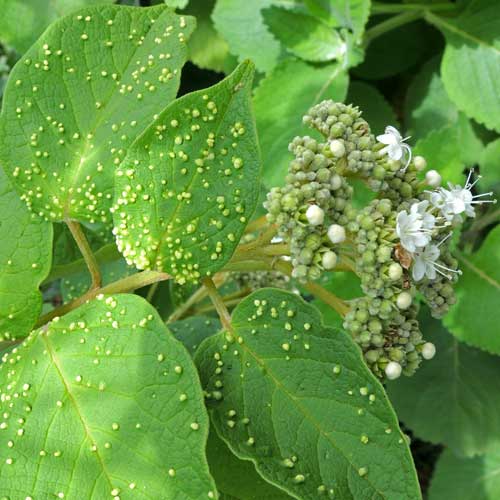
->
264, 100, 496, 380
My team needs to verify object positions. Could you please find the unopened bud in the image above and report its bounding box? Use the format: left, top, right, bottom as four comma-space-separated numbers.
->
396, 291, 412, 310
388, 262, 403, 281
327, 224, 346, 244
385, 361, 402, 380
322, 251, 337, 270
421, 342, 436, 360
425, 169, 442, 187
306, 205, 324, 226
329, 139, 346, 158
414, 155, 427, 171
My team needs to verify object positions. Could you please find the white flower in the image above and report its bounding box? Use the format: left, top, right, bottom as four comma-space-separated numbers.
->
306, 205, 324, 226
388, 262, 403, 281
433, 170, 497, 220
412, 234, 462, 281
412, 244, 440, 281
385, 361, 402, 380
396, 201, 435, 252
377, 125, 412, 170
413, 155, 427, 171
327, 224, 346, 244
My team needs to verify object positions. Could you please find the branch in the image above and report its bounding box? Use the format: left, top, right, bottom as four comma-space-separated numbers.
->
202, 277, 234, 333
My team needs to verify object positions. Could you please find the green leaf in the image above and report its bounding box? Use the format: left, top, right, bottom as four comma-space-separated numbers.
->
183, 0, 230, 72
429, 448, 500, 500
0, 0, 115, 54
405, 56, 458, 140
443, 226, 500, 354
212, 0, 281, 73
480, 138, 500, 193
254, 58, 348, 188
388, 310, 500, 457
61, 258, 134, 302
346, 81, 398, 136
169, 315, 221, 355
304, 0, 371, 38
311, 271, 363, 329
428, 0, 500, 132
113, 61, 260, 284
0, 293, 217, 498
354, 20, 438, 80
196, 288, 421, 499
0, 167, 53, 341
0, 5, 195, 224
263, 7, 344, 63
207, 428, 292, 499
166, 0, 190, 8
413, 114, 483, 184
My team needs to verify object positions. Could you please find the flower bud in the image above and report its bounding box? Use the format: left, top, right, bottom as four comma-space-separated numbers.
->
385, 361, 402, 380
330, 174, 342, 190
425, 169, 442, 187
421, 342, 436, 360
388, 262, 403, 281
327, 224, 346, 244
329, 139, 346, 157
414, 155, 427, 171
396, 291, 412, 310
322, 251, 337, 270
306, 205, 324, 226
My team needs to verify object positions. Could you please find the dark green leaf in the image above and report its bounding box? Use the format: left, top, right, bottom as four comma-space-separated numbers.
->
429, 448, 500, 500
444, 226, 500, 354
113, 61, 260, 284
0, 293, 217, 498
388, 310, 500, 457
207, 428, 292, 499
169, 315, 221, 355
196, 288, 421, 499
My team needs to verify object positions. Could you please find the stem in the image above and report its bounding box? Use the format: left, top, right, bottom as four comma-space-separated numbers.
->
303, 280, 350, 317
273, 259, 350, 317
65, 219, 102, 289
167, 273, 227, 323
35, 270, 170, 328
192, 288, 252, 316
371, 2, 458, 14
43, 243, 121, 284
364, 10, 424, 46
202, 277, 233, 333
244, 215, 268, 234
146, 281, 160, 303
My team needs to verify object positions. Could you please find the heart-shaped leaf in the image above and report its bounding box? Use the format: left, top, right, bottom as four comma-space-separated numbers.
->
0, 167, 52, 341
113, 61, 260, 284
196, 288, 421, 499
0, 5, 195, 223
0, 293, 217, 498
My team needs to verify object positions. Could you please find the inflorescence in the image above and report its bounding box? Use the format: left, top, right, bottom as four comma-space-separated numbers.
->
264, 100, 496, 380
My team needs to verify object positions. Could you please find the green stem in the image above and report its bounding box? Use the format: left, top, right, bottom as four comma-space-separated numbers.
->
244, 215, 268, 234
192, 288, 252, 316
146, 281, 160, 303
35, 270, 170, 328
364, 10, 424, 46
202, 277, 233, 333
371, 2, 458, 14
65, 219, 102, 289
43, 243, 121, 285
